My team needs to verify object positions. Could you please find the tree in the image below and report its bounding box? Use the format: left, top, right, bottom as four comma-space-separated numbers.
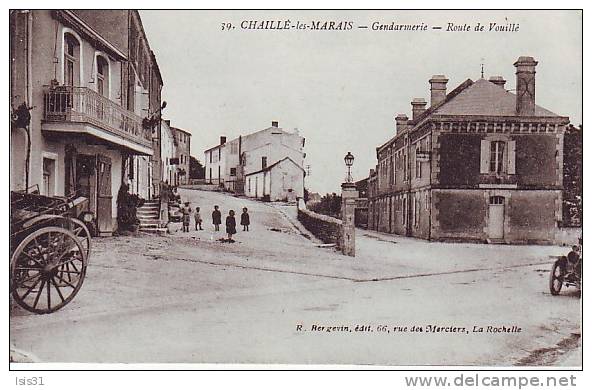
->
189, 156, 205, 179
563, 124, 582, 227
309, 192, 342, 218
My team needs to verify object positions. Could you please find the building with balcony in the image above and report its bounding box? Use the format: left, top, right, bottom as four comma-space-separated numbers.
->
10, 10, 163, 235
367, 57, 570, 244
204, 121, 306, 200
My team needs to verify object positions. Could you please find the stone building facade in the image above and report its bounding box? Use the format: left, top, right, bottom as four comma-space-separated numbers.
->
10, 10, 163, 234
367, 57, 569, 244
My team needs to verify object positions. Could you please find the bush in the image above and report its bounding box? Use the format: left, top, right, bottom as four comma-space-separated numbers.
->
117, 184, 145, 231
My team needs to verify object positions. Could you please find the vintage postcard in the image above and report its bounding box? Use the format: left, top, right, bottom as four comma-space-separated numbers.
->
8, 8, 582, 374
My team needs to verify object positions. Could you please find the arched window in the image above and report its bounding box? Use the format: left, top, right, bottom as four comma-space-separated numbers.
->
96, 55, 109, 97
63, 33, 81, 86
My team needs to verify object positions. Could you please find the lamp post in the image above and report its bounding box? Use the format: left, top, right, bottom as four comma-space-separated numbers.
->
344, 151, 354, 183
341, 151, 358, 257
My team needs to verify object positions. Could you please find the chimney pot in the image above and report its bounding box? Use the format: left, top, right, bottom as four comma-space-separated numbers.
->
411, 98, 428, 120
271, 121, 279, 127
220, 136, 227, 145
489, 76, 507, 88
429, 75, 448, 107
514, 56, 538, 116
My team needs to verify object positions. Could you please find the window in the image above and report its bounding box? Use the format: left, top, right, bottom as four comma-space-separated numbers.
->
402, 197, 407, 226
262, 156, 267, 169
230, 142, 239, 154
415, 145, 422, 179
393, 153, 397, 185
230, 167, 237, 176
490, 141, 505, 173
403, 153, 408, 181
96, 56, 109, 97
490, 196, 505, 205
64, 33, 80, 86
480, 138, 516, 175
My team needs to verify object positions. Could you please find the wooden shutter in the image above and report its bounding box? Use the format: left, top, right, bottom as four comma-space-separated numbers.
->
480, 139, 491, 174
507, 140, 516, 174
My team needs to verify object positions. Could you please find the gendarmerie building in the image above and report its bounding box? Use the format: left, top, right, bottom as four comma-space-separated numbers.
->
367, 56, 570, 244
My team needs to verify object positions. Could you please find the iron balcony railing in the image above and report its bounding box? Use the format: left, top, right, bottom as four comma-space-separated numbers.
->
43, 86, 152, 148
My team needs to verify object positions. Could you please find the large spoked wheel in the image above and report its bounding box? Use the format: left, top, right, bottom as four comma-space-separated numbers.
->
10, 226, 88, 314
549, 261, 564, 296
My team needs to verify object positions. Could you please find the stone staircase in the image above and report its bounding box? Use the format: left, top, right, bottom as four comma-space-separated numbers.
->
137, 199, 167, 234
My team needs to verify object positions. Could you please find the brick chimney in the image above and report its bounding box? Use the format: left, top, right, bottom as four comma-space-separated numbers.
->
220, 136, 226, 145
429, 75, 448, 107
411, 98, 427, 120
489, 76, 506, 88
271, 121, 279, 127
514, 56, 538, 116
395, 114, 409, 135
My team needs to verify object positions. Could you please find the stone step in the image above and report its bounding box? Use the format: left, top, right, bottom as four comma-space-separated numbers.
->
139, 218, 160, 224
140, 222, 162, 229
139, 227, 168, 234
139, 204, 159, 208
137, 210, 159, 216
138, 205, 159, 211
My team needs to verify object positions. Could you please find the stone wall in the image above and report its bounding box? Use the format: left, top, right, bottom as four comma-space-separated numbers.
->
297, 207, 342, 247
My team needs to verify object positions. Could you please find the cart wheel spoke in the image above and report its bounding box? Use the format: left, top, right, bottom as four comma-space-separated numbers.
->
32, 279, 46, 309
20, 278, 42, 300
52, 277, 66, 303
46, 278, 52, 310
53, 273, 77, 289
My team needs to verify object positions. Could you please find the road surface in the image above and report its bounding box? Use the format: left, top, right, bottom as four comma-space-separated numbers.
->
10, 189, 581, 366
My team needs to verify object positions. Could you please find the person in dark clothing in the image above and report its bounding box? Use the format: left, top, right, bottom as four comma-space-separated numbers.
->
226, 210, 237, 242
212, 205, 222, 231
240, 207, 250, 231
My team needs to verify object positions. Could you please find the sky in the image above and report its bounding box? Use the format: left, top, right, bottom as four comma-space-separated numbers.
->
139, 10, 582, 195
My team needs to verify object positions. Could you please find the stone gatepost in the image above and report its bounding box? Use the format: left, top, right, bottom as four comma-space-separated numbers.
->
341, 182, 359, 257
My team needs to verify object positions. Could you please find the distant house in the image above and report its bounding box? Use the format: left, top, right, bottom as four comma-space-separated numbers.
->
367, 57, 570, 244
171, 126, 191, 185
244, 157, 305, 201
204, 121, 306, 200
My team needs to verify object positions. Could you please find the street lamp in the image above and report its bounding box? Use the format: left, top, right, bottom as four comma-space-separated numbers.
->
344, 151, 354, 183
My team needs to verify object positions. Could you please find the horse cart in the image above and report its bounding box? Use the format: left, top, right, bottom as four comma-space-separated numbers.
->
10, 191, 92, 314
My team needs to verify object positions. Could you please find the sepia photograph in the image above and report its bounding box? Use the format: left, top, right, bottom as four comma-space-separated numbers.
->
8, 7, 582, 373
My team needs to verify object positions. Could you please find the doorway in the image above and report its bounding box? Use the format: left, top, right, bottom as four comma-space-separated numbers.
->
42, 157, 56, 196
488, 196, 505, 239
96, 155, 113, 236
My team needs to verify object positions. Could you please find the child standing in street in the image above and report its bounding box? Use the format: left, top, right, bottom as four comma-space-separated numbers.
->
240, 207, 250, 231
194, 207, 203, 231
181, 201, 192, 232
226, 210, 237, 242
212, 205, 222, 231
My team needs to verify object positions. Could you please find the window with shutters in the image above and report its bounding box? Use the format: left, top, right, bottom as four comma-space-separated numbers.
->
480, 138, 516, 175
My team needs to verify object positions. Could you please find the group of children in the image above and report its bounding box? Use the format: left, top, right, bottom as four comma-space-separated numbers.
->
179, 203, 250, 242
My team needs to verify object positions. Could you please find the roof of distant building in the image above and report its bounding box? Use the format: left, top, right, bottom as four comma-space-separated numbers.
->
245, 156, 306, 177
377, 77, 568, 153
